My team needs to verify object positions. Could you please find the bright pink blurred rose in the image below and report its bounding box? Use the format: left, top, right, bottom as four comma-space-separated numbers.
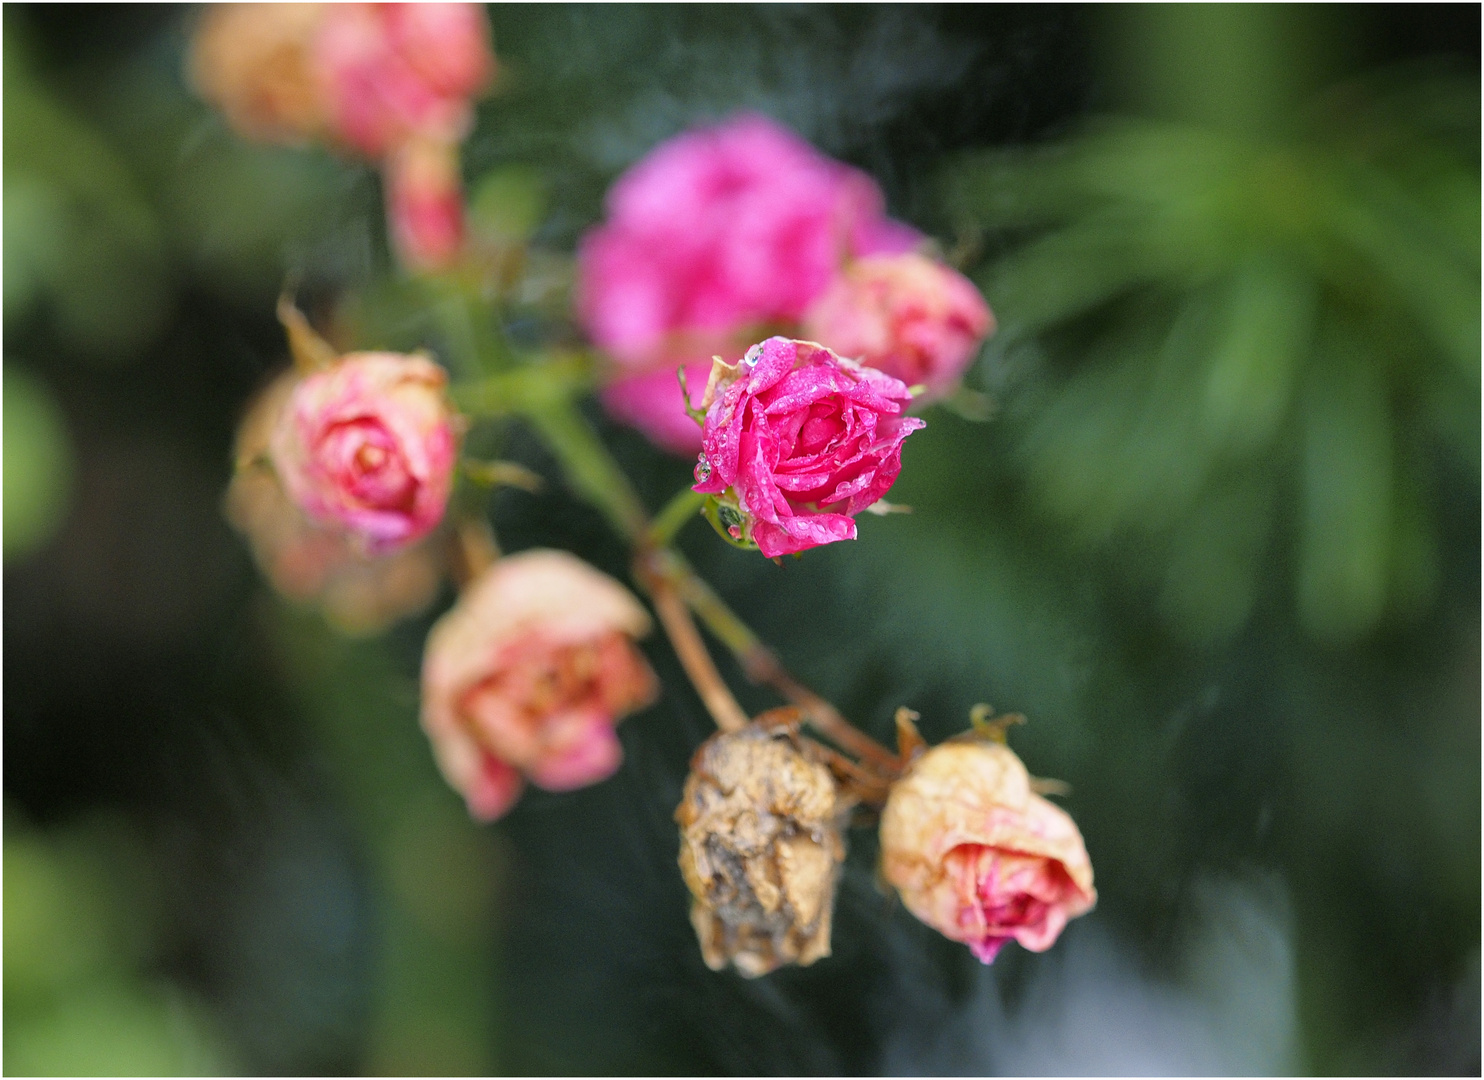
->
577, 113, 919, 452
804, 253, 995, 401
421, 549, 659, 821
314, 2, 494, 159
692, 337, 924, 558
879, 739, 1096, 964
385, 136, 467, 272
269, 352, 458, 553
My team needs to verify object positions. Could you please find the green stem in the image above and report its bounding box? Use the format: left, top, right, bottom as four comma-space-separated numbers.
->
647, 488, 707, 549
524, 400, 650, 542
452, 354, 595, 415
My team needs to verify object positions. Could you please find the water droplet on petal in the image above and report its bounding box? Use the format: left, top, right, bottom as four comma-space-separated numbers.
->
694, 455, 712, 483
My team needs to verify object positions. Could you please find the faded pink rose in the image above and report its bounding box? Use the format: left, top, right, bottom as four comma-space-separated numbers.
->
227, 369, 444, 633
190, 3, 492, 273
804, 253, 995, 401
692, 337, 924, 558
576, 113, 919, 452
269, 352, 457, 553
385, 136, 466, 273
189, 3, 493, 157
879, 739, 1096, 964
313, 2, 494, 159
421, 549, 659, 821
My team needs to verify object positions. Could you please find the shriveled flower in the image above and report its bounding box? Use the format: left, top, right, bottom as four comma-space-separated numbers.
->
576, 113, 919, 453
268, 352, 458, 553
804, 253, 995, 401
879, 738, 1096, 964
676, 723, 846, 977
691, 337, 924, 558
421, 550, 658, 821
226, 370, 443, 633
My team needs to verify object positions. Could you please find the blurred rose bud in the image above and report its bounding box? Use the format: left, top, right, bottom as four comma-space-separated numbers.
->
879, 738, 1096, 963
190, 3, 493, 273
268, 352, 458, 553
676, 723, 846, 977
691, 337, 924, 558
385, 136, 466, 273
804, 253, 995, 401
313, 2, 495, 160
226, 370, 444, 634
576, 113, 920, 453
189, 3, 331, 146
421, 550, 658, 821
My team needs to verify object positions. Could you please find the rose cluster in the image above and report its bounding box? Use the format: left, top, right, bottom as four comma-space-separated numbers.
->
200, 12, 1090, 984
576, 113, 994, 454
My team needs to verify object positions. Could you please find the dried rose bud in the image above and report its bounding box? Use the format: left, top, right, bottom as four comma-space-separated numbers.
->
676, 723, 847, 977
879, 737, 1096, 963
803, 252, 995, 401
268, 352, 458, 553
691, 337, 924, 558
421, 550, 658, 821
226, 370, 443, 633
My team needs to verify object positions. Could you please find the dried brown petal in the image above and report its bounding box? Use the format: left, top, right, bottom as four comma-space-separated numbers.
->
676, 723, 846, 977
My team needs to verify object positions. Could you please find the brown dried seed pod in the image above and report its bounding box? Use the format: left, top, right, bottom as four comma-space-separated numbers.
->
676, 722, 847, 977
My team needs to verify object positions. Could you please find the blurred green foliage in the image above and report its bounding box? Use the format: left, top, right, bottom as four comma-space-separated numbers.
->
3, 364, 73, 561
4, 811, 232, 1075
949, 7, 1478, 646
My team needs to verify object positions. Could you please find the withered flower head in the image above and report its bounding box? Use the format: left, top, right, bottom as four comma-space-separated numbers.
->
676, 720, 847, 977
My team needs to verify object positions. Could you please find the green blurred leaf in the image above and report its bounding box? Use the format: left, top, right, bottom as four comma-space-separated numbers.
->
1296, 328, 1394, 645
3, 365, 73, 562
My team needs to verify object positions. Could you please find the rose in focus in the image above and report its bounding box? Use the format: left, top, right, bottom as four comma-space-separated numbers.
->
692, 337, 924, 558
879, 737, 1096, 963
803, 252, 995, 401
421, 550, 658, 821
268, 352, 458, 553
576, 113, 919, 452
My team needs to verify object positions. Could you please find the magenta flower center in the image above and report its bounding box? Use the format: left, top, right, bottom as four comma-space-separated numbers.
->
319, 418, 417, 510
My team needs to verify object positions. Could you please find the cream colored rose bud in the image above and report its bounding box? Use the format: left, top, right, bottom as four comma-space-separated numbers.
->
676, 723, 846, 977
880, 738, 1095, 964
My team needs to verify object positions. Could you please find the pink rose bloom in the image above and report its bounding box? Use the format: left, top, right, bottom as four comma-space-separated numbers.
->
385, 136, 466, 272
692, 337, 924, 558
803, 253, 995, 401
879, 739, 1096, 964
576, 113, 920, 452
313, 2, 494, 159
227, 369, 444, 633
421, 549, 659, 821
269, 352, 458, 553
